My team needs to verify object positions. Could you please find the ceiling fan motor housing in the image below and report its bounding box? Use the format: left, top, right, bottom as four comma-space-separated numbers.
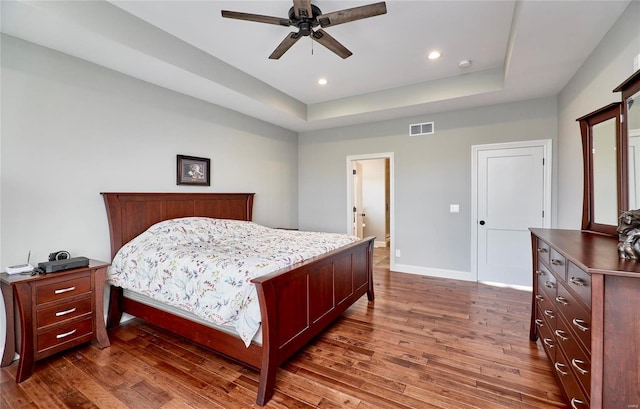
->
288, 5, 322, 36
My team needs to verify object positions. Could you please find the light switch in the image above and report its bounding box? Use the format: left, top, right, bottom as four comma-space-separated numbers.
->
450, 204, 460, 213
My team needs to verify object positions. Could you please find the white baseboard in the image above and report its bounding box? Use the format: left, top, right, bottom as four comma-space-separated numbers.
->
374, 240, 387, 248
390, 263, 475, 282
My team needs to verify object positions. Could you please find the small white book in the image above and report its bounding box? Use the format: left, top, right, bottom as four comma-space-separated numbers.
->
6, 264, 34, 274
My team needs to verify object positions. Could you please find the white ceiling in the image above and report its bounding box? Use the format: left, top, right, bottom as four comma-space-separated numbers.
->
0, 0, 631, 132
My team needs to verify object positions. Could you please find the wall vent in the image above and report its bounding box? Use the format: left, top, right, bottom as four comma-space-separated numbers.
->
409, 121, 434, 136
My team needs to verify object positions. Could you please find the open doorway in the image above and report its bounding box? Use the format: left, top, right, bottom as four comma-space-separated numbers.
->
347, 153, 394, 269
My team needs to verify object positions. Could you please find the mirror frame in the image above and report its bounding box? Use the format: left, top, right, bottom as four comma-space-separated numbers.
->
577, 102, 623, 236
614, 68, 640, 208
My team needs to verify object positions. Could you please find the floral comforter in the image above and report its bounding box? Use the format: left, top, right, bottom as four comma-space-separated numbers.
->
107, 217, 359, 347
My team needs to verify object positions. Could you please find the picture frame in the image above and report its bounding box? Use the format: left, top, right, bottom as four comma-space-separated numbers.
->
177, 155, 210, 186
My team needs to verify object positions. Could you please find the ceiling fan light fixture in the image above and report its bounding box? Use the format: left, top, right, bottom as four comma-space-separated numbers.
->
427, 51, 441, 60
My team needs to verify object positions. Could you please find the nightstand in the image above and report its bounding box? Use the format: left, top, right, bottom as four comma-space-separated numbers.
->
1, 259, 111, 382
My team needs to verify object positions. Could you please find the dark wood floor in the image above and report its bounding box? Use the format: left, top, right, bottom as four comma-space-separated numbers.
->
1, 248, 566, 408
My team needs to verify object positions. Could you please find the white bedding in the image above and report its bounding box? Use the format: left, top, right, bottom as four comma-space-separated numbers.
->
107, 217, 358, 346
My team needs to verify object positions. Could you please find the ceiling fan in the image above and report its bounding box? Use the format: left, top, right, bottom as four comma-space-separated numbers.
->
221, 0, 387, 60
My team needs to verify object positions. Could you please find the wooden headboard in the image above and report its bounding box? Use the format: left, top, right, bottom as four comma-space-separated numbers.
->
101, 192, 255, 259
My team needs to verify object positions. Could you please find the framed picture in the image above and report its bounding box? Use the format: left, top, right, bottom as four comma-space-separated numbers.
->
177, 155, 210, 186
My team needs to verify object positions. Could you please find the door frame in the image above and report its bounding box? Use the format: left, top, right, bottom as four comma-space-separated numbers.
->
347, 152, 395, 268
470, 139, 552, 283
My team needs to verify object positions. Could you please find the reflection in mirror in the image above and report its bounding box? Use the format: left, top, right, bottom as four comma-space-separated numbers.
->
592, 118, 618, 225
628, 89, 640, 209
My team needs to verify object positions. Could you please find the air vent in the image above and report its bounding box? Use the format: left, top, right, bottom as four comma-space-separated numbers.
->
409, 121, 434, 136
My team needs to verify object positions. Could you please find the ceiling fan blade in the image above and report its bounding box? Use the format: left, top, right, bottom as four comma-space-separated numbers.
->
269, 32, 302, 59
312, 29, 352, 59
318, 2, 387, 28
292, 0, 313, 19
221, 10, 290, 27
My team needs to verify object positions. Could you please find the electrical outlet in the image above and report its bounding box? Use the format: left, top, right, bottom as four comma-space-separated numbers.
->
450, 204, 460, 213
395, 249, 401, 257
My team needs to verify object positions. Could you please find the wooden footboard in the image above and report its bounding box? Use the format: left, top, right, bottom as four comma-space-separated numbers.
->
253, 236, 374, 404
101, 192, 375, 406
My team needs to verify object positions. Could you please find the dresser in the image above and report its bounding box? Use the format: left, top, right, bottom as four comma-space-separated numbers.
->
530, 229, 640, 409
1, 260, 111, 382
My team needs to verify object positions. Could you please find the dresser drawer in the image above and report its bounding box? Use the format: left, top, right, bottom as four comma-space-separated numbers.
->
36, 275, 91, 305
534, 289, 554, 318
536, 305, 556, 360
554, 350, 590, 409
37, 316, 94, 354
537, 263, 557, 301
557, 283, 591, 352
556, 316, 591, 394
536, 239, 550, 266
549, 248, 566, 280
567, 262, 591, 309
36, 296, 93, 328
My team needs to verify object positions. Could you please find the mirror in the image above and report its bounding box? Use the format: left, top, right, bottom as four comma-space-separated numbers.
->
615, 70, 640, 210
577, 103, 622, 236
592, 117, 619, 225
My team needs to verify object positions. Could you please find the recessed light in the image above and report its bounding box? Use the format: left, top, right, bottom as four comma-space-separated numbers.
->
318, 78, 328, 85
427, 51, 441, 60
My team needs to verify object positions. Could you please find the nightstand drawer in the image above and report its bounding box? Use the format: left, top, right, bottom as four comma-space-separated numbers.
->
37, 296, 93, 328
37, 316, 93, 354
36, 276, 91, 304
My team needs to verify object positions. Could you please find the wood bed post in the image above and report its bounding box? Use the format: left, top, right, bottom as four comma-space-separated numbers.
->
255, 280, 277, 406
106, 286, 124, 329
366, 239, 375, 301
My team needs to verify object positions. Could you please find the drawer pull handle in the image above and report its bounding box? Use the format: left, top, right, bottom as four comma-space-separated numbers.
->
56, 329, 77, 339
535, 295, 544, 302
544, 309, 555, 319
572, 318, 589, 332
535, 319, 544, 327
554, 329, 569, 341
571, 359, 589, 375
544, 281, 555, 289
536, 270, 545, 276
55, 307, 77, 317
54, 286, 76, 294
543, 338, 554, 348
570, 398, 586, 409
554, 362, 568, 376
537, 248, 548, 253
555, 296, 569, 306
570, 277, 586, 287
551, 259, 563, 266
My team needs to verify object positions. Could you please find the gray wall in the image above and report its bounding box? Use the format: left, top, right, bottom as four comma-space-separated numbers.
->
0, 35, 299, 354
298, 97, 558, 274
557, 0, 640, 228
1, 35, 299, 269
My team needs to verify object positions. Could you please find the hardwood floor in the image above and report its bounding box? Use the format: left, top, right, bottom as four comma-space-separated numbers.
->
1, 248, 566, 408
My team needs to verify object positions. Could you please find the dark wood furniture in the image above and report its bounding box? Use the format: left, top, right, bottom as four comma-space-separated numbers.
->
101, 192, 375, 406
529, 228, 640, 409
577, 102, 622, 236
1, 260, 111, 382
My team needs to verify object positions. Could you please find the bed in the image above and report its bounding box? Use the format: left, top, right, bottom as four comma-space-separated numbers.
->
101, 192, 375, 406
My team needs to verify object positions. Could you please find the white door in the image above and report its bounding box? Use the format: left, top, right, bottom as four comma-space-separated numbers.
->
475, 144, 547, 286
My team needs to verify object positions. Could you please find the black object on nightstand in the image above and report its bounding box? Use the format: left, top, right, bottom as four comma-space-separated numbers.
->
0, 259, 111, 382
